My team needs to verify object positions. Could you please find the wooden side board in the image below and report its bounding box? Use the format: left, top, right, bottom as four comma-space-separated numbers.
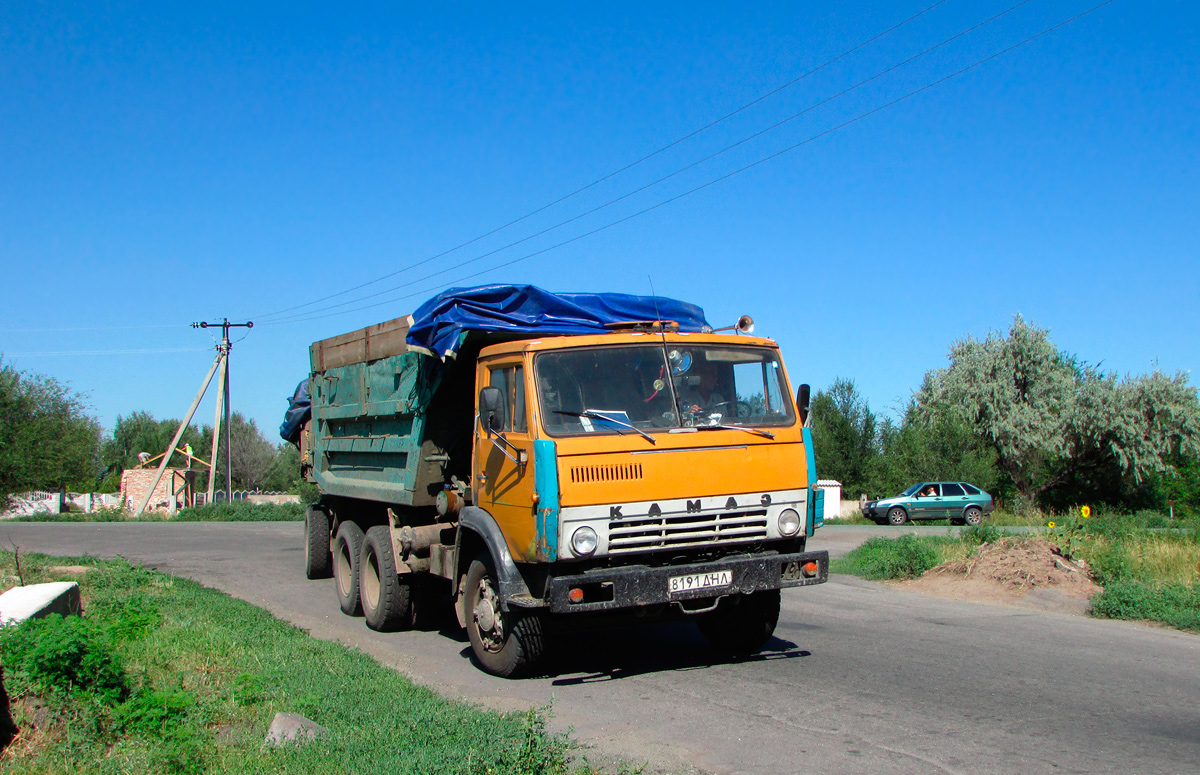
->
309, 315, 414, 371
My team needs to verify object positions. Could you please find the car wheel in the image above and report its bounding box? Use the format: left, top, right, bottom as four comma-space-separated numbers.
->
963, 506, 984, 527
465, 554, 545, 678
333, 521, 365, 616
887, 507, 908, 526
697, 590, 781, 655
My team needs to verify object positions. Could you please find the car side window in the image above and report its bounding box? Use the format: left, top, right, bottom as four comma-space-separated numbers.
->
961, 483, 980, 495
942, 483, 965, 497
488, 365, 527, 433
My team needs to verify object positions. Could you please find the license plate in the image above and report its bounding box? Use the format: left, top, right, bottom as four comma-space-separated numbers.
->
668, 570, 732, 594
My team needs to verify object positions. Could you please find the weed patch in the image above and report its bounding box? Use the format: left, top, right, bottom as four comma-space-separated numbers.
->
15, 501, 305, 523
832, 534, 945, 580
1089, 580, 1200, 632
0, 553, 579, 774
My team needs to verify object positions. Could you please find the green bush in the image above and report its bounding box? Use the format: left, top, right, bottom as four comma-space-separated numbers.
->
15, 501, 305, 522
0, 614, 128, 704
1089, 580, 1200, 632
171, 501, 304, 522
835, 534, 942, 580
113, 688, 195, 736
961, 523, 1002, 545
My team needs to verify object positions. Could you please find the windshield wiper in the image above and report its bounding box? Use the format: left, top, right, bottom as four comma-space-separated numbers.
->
694, 423, 775, 439
553, 410, 656, 445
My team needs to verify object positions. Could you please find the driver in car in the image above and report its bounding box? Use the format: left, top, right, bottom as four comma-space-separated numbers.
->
677, 359, 725, 416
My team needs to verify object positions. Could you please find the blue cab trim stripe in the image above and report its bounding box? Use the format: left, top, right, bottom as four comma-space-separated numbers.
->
534, 439, 560, 561
802, 427, 818, 535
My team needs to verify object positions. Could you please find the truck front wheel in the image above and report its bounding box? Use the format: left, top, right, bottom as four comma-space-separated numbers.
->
697, 590, 781, 655
464, 555, 545, 678
333, 521, 365, 616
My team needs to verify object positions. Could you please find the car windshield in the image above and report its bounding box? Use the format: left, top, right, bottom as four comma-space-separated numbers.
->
902, 484, 924, 497
535, 343, 795, 437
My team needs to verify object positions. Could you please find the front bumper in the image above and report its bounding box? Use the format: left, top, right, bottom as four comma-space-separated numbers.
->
543, 550, 829, 613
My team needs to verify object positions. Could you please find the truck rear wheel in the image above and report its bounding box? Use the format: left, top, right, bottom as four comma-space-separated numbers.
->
360, 526, 413, 631
333, 521, 365, 616
464, 555, 545, 678
697, 590, 781, 655
305, 506, 333, 579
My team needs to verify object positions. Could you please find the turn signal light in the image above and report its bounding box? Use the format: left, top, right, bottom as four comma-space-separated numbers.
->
568, 588, 584, 604
802, 561, 819, 578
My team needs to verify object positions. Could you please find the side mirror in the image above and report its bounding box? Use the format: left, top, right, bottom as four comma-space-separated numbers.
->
478, 386, 505, 435
796, 384, 810, 425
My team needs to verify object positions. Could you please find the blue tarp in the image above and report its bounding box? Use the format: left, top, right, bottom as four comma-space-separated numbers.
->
406, 284, 710, 360
279, 379, 311, 443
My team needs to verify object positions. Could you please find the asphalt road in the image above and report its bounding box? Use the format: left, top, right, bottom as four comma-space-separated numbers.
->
2, 521, 1197, 775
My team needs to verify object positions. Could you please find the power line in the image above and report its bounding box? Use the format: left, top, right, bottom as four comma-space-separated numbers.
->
257, 0, 1031, 325
0, 324, 188, 333
261, 0, 1113, 328
3, 348, 211, 357
247, 0, 951, 322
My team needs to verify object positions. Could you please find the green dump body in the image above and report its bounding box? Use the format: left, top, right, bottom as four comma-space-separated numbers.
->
307, 315, 455, 508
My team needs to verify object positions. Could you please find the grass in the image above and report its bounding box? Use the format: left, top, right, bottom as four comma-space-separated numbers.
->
830, 512, 1200, 633
0, 551, 581, 774
825, 507, 1189, 528
14, 501, 306, 523
830, 525, 1002, 580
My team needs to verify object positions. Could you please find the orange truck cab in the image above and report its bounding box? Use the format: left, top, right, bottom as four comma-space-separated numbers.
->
290, 286, 828, 677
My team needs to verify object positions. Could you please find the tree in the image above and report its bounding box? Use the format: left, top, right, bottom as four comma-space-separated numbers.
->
917, 316, 1200, 504
102, 411, 210, 489
226, 412, 277, 491
262, 443, 305, 493
869, 403, 997, 499
0, 358, 102, 506
809, 379, 878, 497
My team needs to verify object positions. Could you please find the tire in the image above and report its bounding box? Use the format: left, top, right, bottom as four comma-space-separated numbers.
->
963, 506, 984, 527
333, 521, 365, 616
887, 507, 908, 526
464, 555, 545, 678
304, 506, 333, 579
697, 590, 781, 655
360, 526, 413, 631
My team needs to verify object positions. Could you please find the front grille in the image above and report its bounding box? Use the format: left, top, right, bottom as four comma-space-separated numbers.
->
608, 509, 769, 555
570, 463, 643, 484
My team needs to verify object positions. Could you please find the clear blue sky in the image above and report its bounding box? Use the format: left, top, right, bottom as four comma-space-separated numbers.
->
2, 1, 1196, 438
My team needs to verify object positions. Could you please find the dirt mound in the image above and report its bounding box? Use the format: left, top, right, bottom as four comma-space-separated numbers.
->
897, 537, 1102, 614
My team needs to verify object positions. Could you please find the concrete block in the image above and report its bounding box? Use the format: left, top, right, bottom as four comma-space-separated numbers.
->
264, 712, 329, 746
0, 582, 81, 626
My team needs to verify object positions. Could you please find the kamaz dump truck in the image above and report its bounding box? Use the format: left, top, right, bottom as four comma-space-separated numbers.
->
283, 285, 828, 677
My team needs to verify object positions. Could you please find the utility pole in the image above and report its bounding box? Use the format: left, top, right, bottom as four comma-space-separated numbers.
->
133, 318, 252, 518
195, 319, 253, 505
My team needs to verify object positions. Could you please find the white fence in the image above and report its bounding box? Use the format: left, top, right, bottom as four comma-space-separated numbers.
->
1, 491, 123, 518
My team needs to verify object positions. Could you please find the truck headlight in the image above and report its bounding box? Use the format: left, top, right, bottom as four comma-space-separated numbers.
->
570, 526, 598, 557
778, 508, 801, 537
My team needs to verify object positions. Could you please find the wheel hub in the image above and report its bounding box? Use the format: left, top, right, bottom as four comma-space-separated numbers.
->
475, 597, 496, 632
473, 578, 506, 652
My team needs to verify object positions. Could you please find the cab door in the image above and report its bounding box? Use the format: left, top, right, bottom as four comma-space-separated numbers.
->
474, 359, 538, 562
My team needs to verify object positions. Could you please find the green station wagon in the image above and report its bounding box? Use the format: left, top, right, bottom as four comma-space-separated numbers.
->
862, 482, 994, 526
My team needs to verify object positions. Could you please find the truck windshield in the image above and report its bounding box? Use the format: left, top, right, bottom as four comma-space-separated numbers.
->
535, 343, 795, 437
